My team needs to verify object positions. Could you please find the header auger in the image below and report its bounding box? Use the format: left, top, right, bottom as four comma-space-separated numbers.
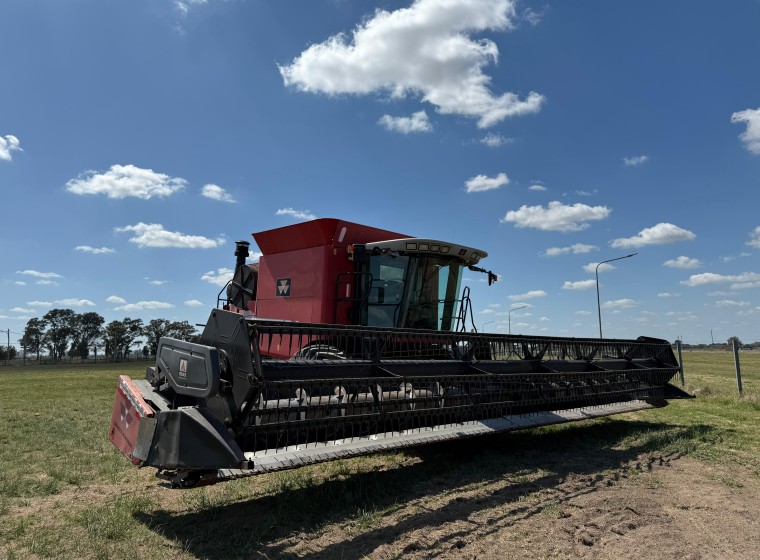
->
109, 218, 691, 487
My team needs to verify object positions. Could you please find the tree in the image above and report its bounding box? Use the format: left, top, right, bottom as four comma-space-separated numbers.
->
728, 336, 743, 347
103, 318, 144, 361
21, 318, 45, 361
143, 319, 198, 356
0, 346, 18, 361
41, 309, 77, 362
75, 312, 104, 360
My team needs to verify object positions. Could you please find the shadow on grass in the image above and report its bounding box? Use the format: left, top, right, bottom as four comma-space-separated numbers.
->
136, 419, 718, 559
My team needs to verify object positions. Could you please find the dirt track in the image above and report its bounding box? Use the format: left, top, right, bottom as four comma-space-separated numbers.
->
257, 454, 759, 560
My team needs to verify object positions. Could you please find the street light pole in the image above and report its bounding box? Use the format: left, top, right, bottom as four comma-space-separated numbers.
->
508, 305, 527, 335
482, 320, 495, 333
596, 253, 637, 339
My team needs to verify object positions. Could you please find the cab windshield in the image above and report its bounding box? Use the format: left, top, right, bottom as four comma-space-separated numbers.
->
359, 254, 464, 331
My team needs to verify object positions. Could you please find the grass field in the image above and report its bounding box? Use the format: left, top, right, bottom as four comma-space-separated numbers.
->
1, 352, 758, 559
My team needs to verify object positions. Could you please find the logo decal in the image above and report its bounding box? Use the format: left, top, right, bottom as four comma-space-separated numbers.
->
276, 277, 292, 297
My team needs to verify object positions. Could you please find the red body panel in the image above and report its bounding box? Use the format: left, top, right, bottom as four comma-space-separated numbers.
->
253, 219, 410, 325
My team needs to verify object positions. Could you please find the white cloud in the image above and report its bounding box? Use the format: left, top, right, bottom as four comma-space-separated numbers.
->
562, 279, 596, 290
11, 307, 34, 314
279, 0, 544, 129
276, 208, 317, 221
14, 281, 26, 286
575, 310, 592, 315
480, 308, 495, 315
114, 301, 174, 312
715, 300, 750, 308
378, 111, 432, 133
176, 0, 207, 16
723, 252, 751, 263
16, 269, 62, 279
66, 164, 186, 200
657, 292, 681, 298
465, 172, 509, 193
201, 267, 234, 287
746, 226, 760, 249
682, 272, 760, 288
201, 183, 236, 203
509, 302, 533, 309
147, 280, 168, 285
623, 155, 649, 166
731, 107, 760, 155
184, 299, 204, 307
528, 184, 546, 191
522, 6, 547, 26
115, 223, 224, 249
55, 298, 96, 307
480, 132, 511, 147
602, 299, 637, 309
663, 256, 701, 269
27, 301, 52, 306
707, 291, 737, 297
508, 290, 546, 300
610, 223, 695, 249
544, 243, 599, 257
106, 295, 128, 305
501, 201, 610, 232
75, 245, 115, 255
36, 280, 59, 286
0, 134, 22, 161
583, 262, 614, 274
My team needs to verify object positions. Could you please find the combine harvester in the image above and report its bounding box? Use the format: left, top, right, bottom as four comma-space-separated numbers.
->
109, 219, 690, 487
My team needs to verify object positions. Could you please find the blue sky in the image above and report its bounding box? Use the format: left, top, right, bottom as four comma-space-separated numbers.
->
1, 0, 759, 346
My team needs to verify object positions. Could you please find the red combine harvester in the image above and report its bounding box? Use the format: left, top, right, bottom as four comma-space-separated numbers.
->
109, 218, 690, 487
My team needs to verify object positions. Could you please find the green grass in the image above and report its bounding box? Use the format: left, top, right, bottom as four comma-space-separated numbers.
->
0, 352, 758, 559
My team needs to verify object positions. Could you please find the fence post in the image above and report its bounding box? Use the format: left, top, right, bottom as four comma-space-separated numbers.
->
732, 338, 743, 395
676, 340, 685, 386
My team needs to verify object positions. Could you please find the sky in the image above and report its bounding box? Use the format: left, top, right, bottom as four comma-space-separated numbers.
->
1, 0, 759, 347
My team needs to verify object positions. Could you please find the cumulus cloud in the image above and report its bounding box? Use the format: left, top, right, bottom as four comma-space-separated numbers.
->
663, 256, 702, 269
16, 269, 62, 279
465, 172, 509, 193
279, 0, 544, 129
746, 226, 760, 249
115, 223, 224, 249
544, 244, 597, 257
682, 272, 760, 289
201, 184, 235, 203
731, 107, 760, 155
723, 252, 751, 263
583, 262, 615, 274
623, 155, 649, 166
657, 292, 681, 298
66, 164, 186, 199
114, 300, 174, 312
55, 298, 96, 307
378, 111, 432, 133
184, 299, 204, 307
528, 184, 546, 192
715, 300, 750, 308
508, 290, 546, 300
276, 208, 317, 221
0, 134, 22, 161
27, 301, 52, 306
602, 299, 637, 309
75, 245, 115, 255
610, 223, 695, 249
501, 201, 610, 232
480, 133, 511, 147
106, 295, 127, 304
11, 307, 34, 314
562, 279, 597, 290
201, 268, 234, 287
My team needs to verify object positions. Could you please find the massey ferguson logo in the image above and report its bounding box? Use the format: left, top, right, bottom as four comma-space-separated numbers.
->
276, 278, 291, 297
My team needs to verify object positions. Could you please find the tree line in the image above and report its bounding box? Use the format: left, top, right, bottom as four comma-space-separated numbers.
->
17, 309, 197, 362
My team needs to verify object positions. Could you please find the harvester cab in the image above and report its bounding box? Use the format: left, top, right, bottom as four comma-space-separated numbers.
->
109, 218, 692, 488
223, 218, 495, 338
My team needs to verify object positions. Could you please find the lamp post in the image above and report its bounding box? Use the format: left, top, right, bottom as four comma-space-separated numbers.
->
508, 305, 527, 335
595, 253, 637, 339
482, 320, 495, 333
